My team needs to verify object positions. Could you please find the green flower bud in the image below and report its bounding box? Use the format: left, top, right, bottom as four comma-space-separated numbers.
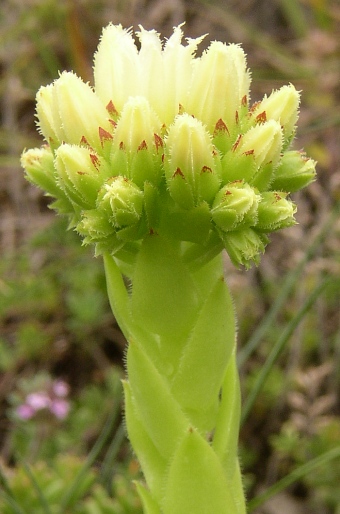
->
252, 84, 300, 142
55, 144, 109, 208
237, 120, 283, 169
271, 150, 316, 192
21, 145, 59, 197
221, 228, 269, 268
76, 209, 124, 256
97, 176, 144, 228
165, 113, 220, 209
211, 181, 259, 232
187, 42, 250, 133
256, 191, 296, 231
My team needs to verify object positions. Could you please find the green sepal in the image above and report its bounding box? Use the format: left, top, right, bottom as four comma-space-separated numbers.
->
212, 119, 234, 155
167, 171, 195, 210
162, 427, 238, 514
250, 162, 275, 191
131, 147, 163, 188
115, 216, 148, 242
170, 275, 235, 431
109, 147, 129, 178
135, 482, 161, 514
126, 339, 189, 460
159, 202, 211, 244
123, 380, 167, 501
48, 196, 75, 217
221, 151, 258, 185
143, 182, 162, 231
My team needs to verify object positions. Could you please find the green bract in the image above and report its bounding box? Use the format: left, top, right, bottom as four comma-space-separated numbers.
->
21, 23, 315, 269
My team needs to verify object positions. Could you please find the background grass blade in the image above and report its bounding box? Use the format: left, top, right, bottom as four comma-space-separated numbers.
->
248, 446, 340, 511
238, 207, 339, 369
241, 278, 331, 425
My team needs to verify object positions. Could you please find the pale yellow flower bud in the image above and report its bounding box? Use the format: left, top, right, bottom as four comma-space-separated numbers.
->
252, 84, 300, 141
54, 72, 112, 151
137, 25, 206, 125
165, 114, 220, 209
94, 24, 139, 114
237, 120, 283, 168
186, 42, 250, 132
36, 84, 63, 146
113, 96, 162, 153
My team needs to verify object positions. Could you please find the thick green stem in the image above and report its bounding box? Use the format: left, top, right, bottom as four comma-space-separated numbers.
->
104, 233, 246, 514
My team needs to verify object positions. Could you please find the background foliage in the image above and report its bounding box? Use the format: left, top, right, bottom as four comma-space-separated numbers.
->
0, 1, 339, 512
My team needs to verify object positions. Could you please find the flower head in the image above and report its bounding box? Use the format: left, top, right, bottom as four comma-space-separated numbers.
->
22, 24, 316, 268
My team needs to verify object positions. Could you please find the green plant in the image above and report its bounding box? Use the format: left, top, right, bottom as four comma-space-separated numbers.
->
19, 20, 338, 514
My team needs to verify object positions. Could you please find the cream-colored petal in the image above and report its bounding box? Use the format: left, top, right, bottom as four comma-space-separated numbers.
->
94, 24, 139, 113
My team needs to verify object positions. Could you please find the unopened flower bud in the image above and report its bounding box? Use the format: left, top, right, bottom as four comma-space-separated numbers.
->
38, 72, 112, 151
253, 84, 300, 142
113, 96, 161, 153
237, 120, 283, 169
98, 176, 144, 228
271, 150, 316, 192
21, 145, 58, 196
222, 228, 269, 268
94, 24, 139, 114
55, 144, 109, 208
165, 114, 220, 209
36, 84, 63, 146
257, 191, 296, 231
187, 42, 250, 132
211, 181, 259, 231
77, 209, 116, 247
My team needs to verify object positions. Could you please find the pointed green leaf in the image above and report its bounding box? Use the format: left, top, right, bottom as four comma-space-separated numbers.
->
127, 340, 189, 459
163, 427, 238, 514
123, 380, 167, 500
135, 482, 162, 514
170, 276, 235, 431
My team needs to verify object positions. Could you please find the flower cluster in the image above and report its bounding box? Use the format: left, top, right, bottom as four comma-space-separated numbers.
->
16, 379, 70, 421
21, 24, 316, 267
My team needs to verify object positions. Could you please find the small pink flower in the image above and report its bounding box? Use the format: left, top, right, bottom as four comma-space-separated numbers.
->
52, 380, 69, 398
16, 404, 35, 420
49, 399, 70, 420
26, 392, 51, 410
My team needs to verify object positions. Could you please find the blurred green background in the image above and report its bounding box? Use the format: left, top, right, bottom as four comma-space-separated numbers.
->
0, 1, 339, 513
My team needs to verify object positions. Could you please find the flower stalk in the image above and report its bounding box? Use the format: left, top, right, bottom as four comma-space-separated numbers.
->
21, 23, 316, 513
